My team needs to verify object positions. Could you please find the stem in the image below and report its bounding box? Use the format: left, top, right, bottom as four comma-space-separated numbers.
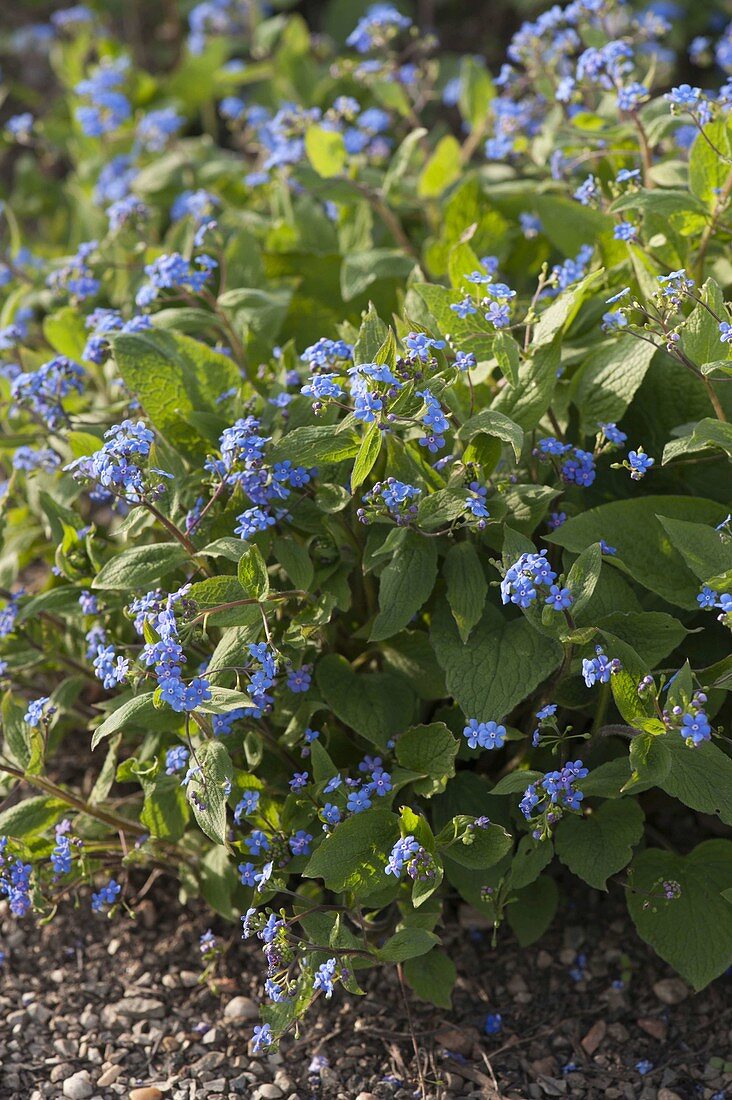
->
0, 760, 147, 837
695, 164, 732, 282
143, 501, 214, 575
630, 111, 654, 189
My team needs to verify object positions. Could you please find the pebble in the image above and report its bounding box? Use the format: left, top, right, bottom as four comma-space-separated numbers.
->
97, 1065, 123, 1086
580, 1020, 606, 1056
637, 1016, 667, 1041
129, 1089, 164, 1100
62, 1071, 93, 1100
252, 1086, 283, 1100
107, 997, 166, 1022
658, 1091, 684, 1100
653, 978, 689, 1005
224, 995, 259, 1021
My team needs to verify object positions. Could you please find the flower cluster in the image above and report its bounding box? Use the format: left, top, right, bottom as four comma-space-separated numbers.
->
520, 761, 589, 839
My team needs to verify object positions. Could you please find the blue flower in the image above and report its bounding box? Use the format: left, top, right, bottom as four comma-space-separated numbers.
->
484, 1013, 502, 1035
165, 746, 189, 775
91, 877, 121, 911
346, 788, 372, 814
24, 697, 53, 727
288, 830, 313, 856
697, 585, 719, 609
252, 1023, 272, 1053
313, 957, 338, 998
238, 862, 258, 887
234, 789, 260, 822
599, 423, 627, 445
680, 710, 711, 746
666, 84, 702, 107
582, 646, 621, 687
627, 449, 654, 480
545, 585, 573, 611
462, 719, 507, 751
613, 221, 637, 242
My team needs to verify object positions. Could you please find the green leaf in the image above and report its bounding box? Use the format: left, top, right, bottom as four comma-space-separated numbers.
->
395, 722, 459, 797
566, 543, 602, 618
598, 611, 688, 667
417, 134, 461, 198
507, 876, 558, 947
443, 823, 513, 869
43, 306, 88, 360
238, 545, 270, 601
303, 807, 399, 895
269, 425, 360, 466
649, 735, 732, 826
377, 927, 440, 963
403, 948, 456, 1009
353, 302, 388, 366
0, 795, 67, 838
491, 334, 561, 430
316, 654, 415, 749
199, 844, 238, 920
689, 120, 732, 208
185, 741, 232, 846
370, 532, 437, 642
547, 496, 727, 609
273, 537, 313, 590
510, 835, 554, 891
431, 599, 562, 722
351, 423, 383, 493
92, 542, 188, 591
91, 692, 180, 750
444, 541, 487, 643
571, 335, 657, 430
304, 125, 346, 178
382, 127, 428, 197
554, 800, 645, 890
663, 418, 732, 463
680, 279, 729, 366
457, 408, 524, 460
340, 249, 414, 302
491, 770, 543, 795
627, 840, 732, 990
657, 515, 732, 584
493, 330, 521, 387
141, 774, 189, 841
113, 329, 240, 458
458, 55, 494, 129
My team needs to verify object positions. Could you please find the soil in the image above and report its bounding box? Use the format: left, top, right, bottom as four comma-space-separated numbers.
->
1, 875, 730, 1100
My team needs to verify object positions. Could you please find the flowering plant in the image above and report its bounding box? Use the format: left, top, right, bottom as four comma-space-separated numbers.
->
0, 0, 731, 1046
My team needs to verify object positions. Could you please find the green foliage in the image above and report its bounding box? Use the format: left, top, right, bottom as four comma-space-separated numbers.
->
0, 0, 731, 1051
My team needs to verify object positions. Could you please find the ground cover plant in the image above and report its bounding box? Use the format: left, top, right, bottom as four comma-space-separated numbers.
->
0, 0, 730, 1055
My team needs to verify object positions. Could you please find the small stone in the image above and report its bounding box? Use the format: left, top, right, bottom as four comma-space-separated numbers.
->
62, 1071, 93, 1100
51, 1064, 75, 1084
637, 1017, 667, 1041
129, 1089, 164, 1100
223, 996, 259, 1022
658, 1091, 683, 1100
652, 978, 688, 1005
536, 950, 553, 970
252, 1086, 283, 1100
179, 971, 199, 988
434, 1025, 474, 1056
581, 1020, 606, 1056
107, 997, 166, 1022
97, 1066, 123, 1087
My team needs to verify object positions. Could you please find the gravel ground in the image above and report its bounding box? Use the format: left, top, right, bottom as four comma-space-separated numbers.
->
0, 876, 730, 1100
